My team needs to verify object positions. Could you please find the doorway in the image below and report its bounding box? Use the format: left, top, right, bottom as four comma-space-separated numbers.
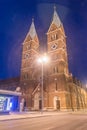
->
54, 96, 60, 110
39, 100, 42, 110
56, 99, 60, 110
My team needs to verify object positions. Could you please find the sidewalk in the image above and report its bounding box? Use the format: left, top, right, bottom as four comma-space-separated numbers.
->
0, 111, 87, 121
0, 111, 68, 121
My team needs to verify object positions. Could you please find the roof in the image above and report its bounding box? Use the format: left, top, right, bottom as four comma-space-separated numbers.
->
28, 19, 37, 39
52, 6, 62, 27
0, 89, 21, 96
0, 77, 20, 84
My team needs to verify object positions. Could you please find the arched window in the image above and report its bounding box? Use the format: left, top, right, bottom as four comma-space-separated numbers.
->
53, 66, 58, 73
51, 34, 58, 41
24, 73, 28, 79
55, 82, 58, 91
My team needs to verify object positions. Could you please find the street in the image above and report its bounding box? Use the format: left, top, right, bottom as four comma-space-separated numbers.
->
0, 113, 87, 130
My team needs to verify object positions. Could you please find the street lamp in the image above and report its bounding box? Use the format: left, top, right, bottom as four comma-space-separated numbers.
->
38, 54, 49, 113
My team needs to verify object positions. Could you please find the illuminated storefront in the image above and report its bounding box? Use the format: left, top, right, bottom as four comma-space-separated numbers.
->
0, 90, 21, 112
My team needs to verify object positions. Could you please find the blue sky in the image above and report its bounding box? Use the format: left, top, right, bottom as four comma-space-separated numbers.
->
0, 0, 87, 84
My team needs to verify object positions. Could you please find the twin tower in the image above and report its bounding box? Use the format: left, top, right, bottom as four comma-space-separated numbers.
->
20, 7, 71, 111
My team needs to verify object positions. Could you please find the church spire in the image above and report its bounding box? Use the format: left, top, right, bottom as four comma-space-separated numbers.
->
52, 6, 62, 27
28, 18, 37, 39
23, 18, 39, 45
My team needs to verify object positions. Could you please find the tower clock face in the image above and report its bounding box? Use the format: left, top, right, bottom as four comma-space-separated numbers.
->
51, 43, 57, 50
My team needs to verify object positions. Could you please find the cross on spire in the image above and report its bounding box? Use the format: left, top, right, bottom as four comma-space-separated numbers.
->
32, 18, 34, 22
54, 5, 56, 11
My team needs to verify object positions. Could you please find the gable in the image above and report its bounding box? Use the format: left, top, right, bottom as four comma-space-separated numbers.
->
47, 23, 59, 33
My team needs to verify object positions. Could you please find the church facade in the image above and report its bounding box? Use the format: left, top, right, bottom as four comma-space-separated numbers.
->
19, 8, 87, 111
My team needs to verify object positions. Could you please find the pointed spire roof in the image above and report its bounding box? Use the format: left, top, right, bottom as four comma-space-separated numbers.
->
52, 6, 62, 27
28, 18, 37, 39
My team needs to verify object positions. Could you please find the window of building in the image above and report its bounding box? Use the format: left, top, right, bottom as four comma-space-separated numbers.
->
51, 34, 58, 41
56, 34, 58, 39
55, 82, 58, 91
51, 35, 54, 40
53, 66, 58, 73
26, 44, 31, 50
24, 73, 28, 80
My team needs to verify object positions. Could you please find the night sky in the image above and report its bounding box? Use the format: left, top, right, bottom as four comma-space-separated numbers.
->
0, 0, 87, 84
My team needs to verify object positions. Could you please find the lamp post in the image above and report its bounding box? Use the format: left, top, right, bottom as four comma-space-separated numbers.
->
38, 54, 49, 113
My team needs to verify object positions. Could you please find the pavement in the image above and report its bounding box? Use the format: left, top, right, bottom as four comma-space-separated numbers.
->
0, 111, 87, 121
0, 111, 70, 121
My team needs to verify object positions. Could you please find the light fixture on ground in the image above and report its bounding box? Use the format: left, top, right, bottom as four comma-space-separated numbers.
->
38, 54, 49, 113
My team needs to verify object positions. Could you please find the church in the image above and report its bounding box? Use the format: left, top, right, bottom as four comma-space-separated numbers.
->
0, 7, 87, 111
20, 7, 87, 111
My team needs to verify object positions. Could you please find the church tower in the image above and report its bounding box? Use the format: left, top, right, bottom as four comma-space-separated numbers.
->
46, 7, 69, 110
47, 7, 69, 75
20, 19, 40, 107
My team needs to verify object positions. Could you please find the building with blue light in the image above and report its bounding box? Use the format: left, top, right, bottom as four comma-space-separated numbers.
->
0, 90, 21, 113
